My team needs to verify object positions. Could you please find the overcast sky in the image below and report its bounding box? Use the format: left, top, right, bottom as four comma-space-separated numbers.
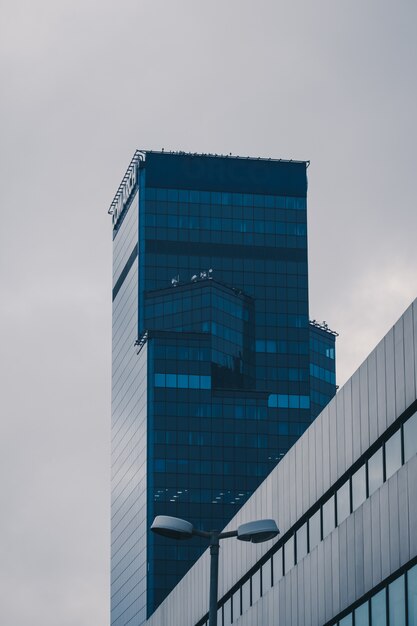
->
1, 1, 416, 625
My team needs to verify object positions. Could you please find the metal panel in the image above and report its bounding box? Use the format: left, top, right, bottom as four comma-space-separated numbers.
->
359, 361, 370, 454
394, 315, 406, 417
384, 328, 396, 428
408, 455, 417, 560
403, 304, 416, 408
351, 369, 361, 463
321, 406, 331, 494
344, 379, 354, 470
353, 508, 365, 599
329, 399, 338, 486
367, 349, 378, 447
336, 388, 347, 477
413, 301, 417, 398
331, 530, 340, 619
346, 514, 356, 607
323, 535, 333, 622
388, 474, 400, 573
397, 464, 410, 567
379, 481, 390, 580
376, 339, 388, 438
362, 498, 373, 593
370, 490, 382, 588
315, 416, 324, 501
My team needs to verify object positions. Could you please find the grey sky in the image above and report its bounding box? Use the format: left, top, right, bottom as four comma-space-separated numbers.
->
1, 1, 416, 624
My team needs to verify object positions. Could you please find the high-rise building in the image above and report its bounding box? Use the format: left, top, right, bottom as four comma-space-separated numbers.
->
110, 151, 336, 626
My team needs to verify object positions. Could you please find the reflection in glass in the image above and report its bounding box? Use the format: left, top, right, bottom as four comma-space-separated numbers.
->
368, 447, 384, 496
408, 564, 417, 626
355, 601, 369, 626
322, 495, 335, 538
339, 614, 353, 626
389, 575, 406, 626
352, 465, 366, 511
337, 479, 351, 524
309, 509, 321, 550
404, 411, 417, 462
284, 536, 294, 574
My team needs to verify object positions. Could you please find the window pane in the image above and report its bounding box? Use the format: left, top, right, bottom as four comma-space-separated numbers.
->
322, 495, 335, 538
262, 559, 272, 594
355, 601, 369, 626
337, 479, 351, 524
389, 575, 406, 626
339, 614, 353, 626
408, 564, 417, 626
284, 535, 294, 574
242, 579, 251, 612
252, 569, 261, 605
385, 430, 402, 480
296, 522, 308, 561
224, 598, 232, 626
404, 411, 417, 462
352, 464, 366, 511
371, 588, 387, 626
272, 548, 283, 584
309, 509, 321, 550
232, 589, 240, 622
218, 606, 223, 626
368, 447, 384, 496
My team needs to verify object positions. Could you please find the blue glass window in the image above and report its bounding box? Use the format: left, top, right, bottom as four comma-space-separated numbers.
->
284, 535, 294, 574
296, 522, 307, 561
371, 588, 387, 626
355, 601, 369, 626
389, 575, 405, 626
408, 564, 417, 626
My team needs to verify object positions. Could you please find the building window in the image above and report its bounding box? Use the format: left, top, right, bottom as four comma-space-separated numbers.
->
404, 411, 417, 462
223, 598, 232, 626
371, 588, 387, 626
252, 569, 261, 605
232, 589, 240, 623
368, 447, 384, 496
339, 614, 353, 625
309, 509, 321, 550
408, 564, 417, 626
296, 522, 308, 561
261, 559, 272, 595
337, 479, 351, 524
284, 536, 294, 574
385, 430, 402, 480
354, 601, 369, 626
322, 495, 335, 538
389, 575, 406, 626
241, 579, 251, 613
272, 548, 282, 584
352, 464, 366, 512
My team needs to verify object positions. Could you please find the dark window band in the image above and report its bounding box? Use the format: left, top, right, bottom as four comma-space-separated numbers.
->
112, 245, 138, 301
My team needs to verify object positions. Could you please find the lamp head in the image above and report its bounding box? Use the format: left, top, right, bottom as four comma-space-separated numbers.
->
237, 519, 279, 544
150, 515, 194, 540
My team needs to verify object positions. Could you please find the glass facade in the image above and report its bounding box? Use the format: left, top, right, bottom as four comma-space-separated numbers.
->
110, 151, 337, 624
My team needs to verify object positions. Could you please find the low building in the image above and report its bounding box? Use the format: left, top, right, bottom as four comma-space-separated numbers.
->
145, 298, 417, 625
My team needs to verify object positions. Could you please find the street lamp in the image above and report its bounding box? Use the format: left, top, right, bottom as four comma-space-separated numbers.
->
151, 515, 279, 626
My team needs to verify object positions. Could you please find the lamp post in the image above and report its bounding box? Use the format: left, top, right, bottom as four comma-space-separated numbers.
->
151, 515, 279, 626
